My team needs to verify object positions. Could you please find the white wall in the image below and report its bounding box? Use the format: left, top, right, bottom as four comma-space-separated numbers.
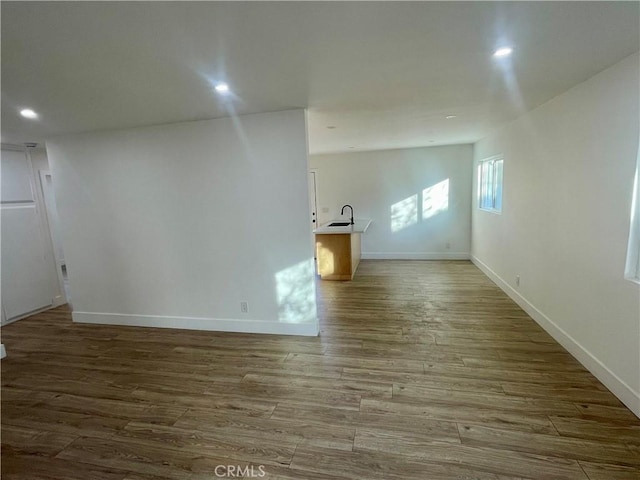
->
310, 145, 473, 259
472, 53, 640, 416
46, 109, 318, 336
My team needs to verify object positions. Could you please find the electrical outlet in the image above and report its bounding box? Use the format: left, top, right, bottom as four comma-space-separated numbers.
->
516, 275, 520, 287
240, 302, 248, 313
445, 242, 451, 250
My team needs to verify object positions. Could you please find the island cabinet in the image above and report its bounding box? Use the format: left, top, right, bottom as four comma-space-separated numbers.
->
313, 219, 371, 281
315, 232, 361, 280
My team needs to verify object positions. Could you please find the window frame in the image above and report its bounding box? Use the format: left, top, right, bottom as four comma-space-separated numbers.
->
624, 146, 640, 284
478, 154, 504, 214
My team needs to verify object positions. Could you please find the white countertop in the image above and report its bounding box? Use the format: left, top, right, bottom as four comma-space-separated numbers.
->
313, 218, 372, 234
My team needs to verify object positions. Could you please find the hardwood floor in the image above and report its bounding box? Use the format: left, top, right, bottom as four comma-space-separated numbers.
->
2, 260, 639, 480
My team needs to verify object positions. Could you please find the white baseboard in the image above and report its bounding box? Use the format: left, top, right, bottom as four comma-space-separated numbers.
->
1, 303, 58, 327
362, 252, 470, 260
73, 311, 319, 337
471, 255, 640, 418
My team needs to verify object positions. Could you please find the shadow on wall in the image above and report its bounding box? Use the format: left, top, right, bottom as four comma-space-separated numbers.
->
275, 258, 317, 324
391, 179, 450, 232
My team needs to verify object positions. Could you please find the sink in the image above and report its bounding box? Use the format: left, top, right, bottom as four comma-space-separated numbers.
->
328, 222, 352, 227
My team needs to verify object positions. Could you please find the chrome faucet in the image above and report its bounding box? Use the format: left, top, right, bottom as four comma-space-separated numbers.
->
341, 204, 354, 225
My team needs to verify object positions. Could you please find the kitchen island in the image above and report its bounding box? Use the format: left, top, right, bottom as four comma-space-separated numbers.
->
313, 219, 372, 280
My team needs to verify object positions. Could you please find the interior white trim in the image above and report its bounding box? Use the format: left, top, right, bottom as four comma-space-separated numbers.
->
362, 252, 470, 260
471, 254, 640, 418
38, 169, 68, 306
73, 311, 319, 337
0, 344, 6, 359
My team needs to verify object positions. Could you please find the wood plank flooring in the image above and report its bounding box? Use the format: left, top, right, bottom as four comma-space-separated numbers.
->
2, 260, 639, 479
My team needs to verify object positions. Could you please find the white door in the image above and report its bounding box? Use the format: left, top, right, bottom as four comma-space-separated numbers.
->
40, 171, 65, 266
1, 148, 56, 322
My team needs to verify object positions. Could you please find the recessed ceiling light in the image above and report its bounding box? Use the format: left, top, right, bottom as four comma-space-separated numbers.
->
493, 47, 513, 58
445, 115, 457, 120
20, 108, 38, 119
214, 83, 230, 93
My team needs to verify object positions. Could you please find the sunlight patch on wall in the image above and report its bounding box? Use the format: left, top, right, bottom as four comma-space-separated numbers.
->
275, 258, 317, 324
422, 179, 449, 220
391, 194, 418, 232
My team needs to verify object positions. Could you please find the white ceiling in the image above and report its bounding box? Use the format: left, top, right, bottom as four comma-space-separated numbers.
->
2, 2, 638, 154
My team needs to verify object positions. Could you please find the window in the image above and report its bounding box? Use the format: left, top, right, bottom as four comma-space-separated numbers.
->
625, 144, 640, 283
478, 155, 504, 213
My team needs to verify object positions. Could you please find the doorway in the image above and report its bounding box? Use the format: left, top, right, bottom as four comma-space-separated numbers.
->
308, 170, 318, 231
1, 147, 60, 324
309, 170, 319, 273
